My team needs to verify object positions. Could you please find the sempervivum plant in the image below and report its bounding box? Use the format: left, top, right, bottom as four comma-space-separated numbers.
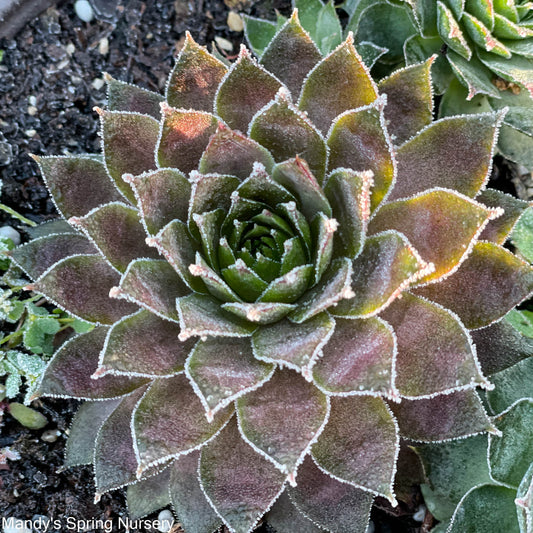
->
10, 10, 533, 533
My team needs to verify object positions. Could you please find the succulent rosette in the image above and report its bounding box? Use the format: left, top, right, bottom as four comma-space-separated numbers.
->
10, 10, 533, 533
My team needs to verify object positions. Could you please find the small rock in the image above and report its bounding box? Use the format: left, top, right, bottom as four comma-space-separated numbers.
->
92, 78, 105, 90
28, 95, 37, 106
32, 515, 51, 532
65, 43, 76, 56
413, 504, 426, 522
41, 429, 61, 443
0, 226, 21, 245
0, 141, 13, 166
27, 106, 37, 116
2, 517, 33, 533
98, 37, 109, 55
227, 11, 244, 32
215, 36, 233, 52
157, 510, 174, 533
74, 0, 94, 22
24, 129, 36, 138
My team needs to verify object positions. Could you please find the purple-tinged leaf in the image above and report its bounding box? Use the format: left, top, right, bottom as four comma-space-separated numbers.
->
150, 219, 205, 292
332, 231, 426, 318
169, 452, 222, 533
100, 110, 159, 202
380, 293, 488, 398
191, 208, 224, 271
222, 301, 296, 324
259, 12, 321, 98
390, 390, 495, 442
389, 113, 504, 201
133, 374, 233, 472
237, 369, 329, 476
34, 156, 123, 218
215, 46, 282, 132
127, 468, 171, 520
312, 396, 399, 501
252, 313, 334, 375
10, 233, 96, 280
415, 242, 533, 329
312, 317, 396, 397
288, 455, 374, 533
378, 58, 434, 145
186, 337, 274, 418
166, 32, 228, 111
327, 99, 395, 210
272, 157, 331, 219
470, 320, 533, 376
198, 124, 275, 179
259, 264, 314, 304
115, 259, 189, 322
32, 254, 138, 324
106, 74, 164, 119
267, 492, 325, 533
324, 168, 373, 259
65, 399, 121, 467
298, 35, 378, 135
199, 417, 286, 533
176, 294, 256, 341
126, 168, 191, 235
249, 90, 327, 183
369, 189, 495, 284
94, 386, 148, 494
71, 202, 158, 273
477, 189, 529, 244
156, 107, 218, 174
290, 258, 353, 323
37, 327, 148, 400
99, 310, 192, 377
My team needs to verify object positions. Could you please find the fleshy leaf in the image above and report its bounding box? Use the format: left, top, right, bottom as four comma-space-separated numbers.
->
436, 1, 472, 59
101, 111, 159, 202
267, 492, 325, 533
332, 231, 425, 318
65, 399, 121, 467
127, 468, 171, 520
37, 327, 148, 400
72, 202, 158, 273
312, 396, 398, 501
260, 12, 322, 97
169, 452, 222, 533
10, 233, 96, 280
327, 99, 395, 210
237, 369, 329, 475
489, 399, 533, 487
176, 294, 256, 341
106, 75, 164, 119
477, 189, 529, 244
116, 259, 189, 322
156, 108, 218, 174
222, 301, 296, 324
216, 47, 282, 132
369, 189, 494, 283
133, 374, 233, 472
298, 35, 378, 135
249, 91, 327, 183
324, 168, 372, 259
416, 242, 533, 329
312, 317, 396, 397
33, 255, 138, 324
381, 293, 487, 397
99, 310, 192, 377
94, 386, 148, 494
166, 33, 228, 111
252, 313, 335, 373
390, 390, 494, 442
186, 337, 274, 418
259, 264, 314, 304
127, 168, 191, 235
288, 455, 374, 533
199, 417, 286, 533
378, 58, 434, 145
198, 124, 275, 179
390, 113, 503, 200
35, 156, 123, 218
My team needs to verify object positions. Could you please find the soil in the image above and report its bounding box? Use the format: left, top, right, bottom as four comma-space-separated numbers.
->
0, 1, 523, 532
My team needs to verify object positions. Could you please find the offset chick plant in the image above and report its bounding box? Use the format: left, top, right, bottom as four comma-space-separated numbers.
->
10, 10, 533, 533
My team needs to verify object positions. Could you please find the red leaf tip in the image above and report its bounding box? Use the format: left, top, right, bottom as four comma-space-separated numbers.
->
121, 173, 136, 184
102, 72, 113, 82
93, 106, 105, 116
159, 101, 174, 115
24, 284, 35, 291
109, 286, 123, 298
145, 236, 159, 247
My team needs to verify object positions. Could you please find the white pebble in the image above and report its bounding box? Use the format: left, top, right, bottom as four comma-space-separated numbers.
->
28, 95, 37, 106
2, 517, 33, 533
74, 0, 94, 22
157, 510, 174, 533
0, 226, 21, 245
214, 36, 233, 52
41, 429, 61, 443
98, 37, 109, 55
227, 11, 244, 32
65, 43, 76, 55
92, 78, 105, 90
413, 504, 426, 522
24, 129, 36, 138
27, 106, 37, 116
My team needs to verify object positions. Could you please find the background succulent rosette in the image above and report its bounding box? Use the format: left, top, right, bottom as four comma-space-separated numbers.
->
10, 11, 533, 533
